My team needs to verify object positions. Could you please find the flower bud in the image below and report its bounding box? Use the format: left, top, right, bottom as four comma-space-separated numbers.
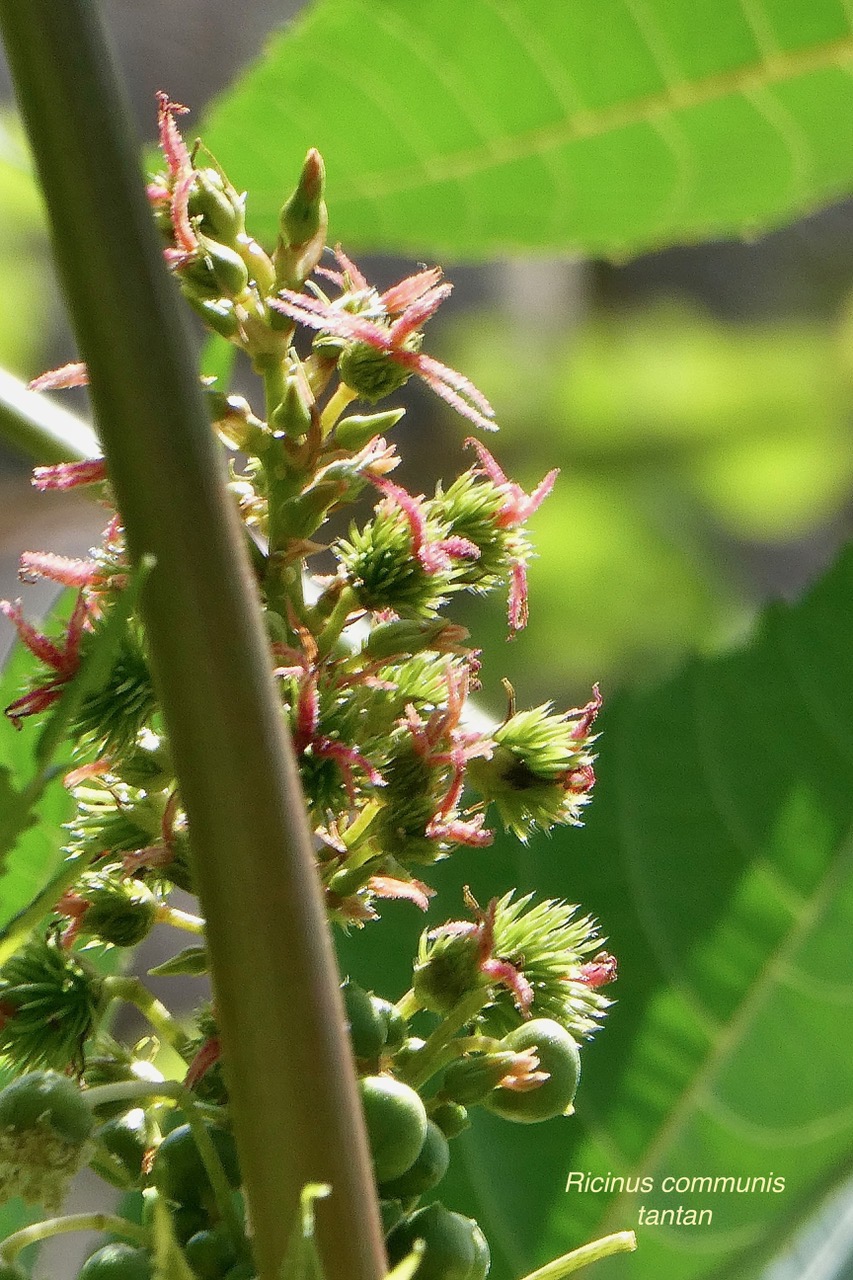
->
440, 1050, 524, 1105
364, 619, 450, 661
78, 872, 158, 947
430, 1102, 469, 1139
194, 232, 250, 298
185, 294, 240, 340
270, 374, 313, 440
188, 167, 245, 245
275, 149, 328, 289
334, 409, 405, 451
484, 1020, 581, 1123
338, 342, 414, 402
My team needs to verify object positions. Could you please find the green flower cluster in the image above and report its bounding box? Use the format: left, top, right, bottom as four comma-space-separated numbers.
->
0, 96, 616, 1280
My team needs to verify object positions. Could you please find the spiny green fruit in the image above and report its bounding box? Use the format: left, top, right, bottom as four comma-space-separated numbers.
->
81, 875, 158, 948
77, 1244, 153, 1280
0, 1070, 93, 1143
151, 1123, 240, 1206
358, 1076, 427, 1183
386, 1204, 490, 1280
484, 1019, 580, 1123
379, 1120, 449, 1200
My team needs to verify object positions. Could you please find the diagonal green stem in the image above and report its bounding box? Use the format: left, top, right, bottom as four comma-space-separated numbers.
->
0, 366, 100, 464
0, 6, 385, 1280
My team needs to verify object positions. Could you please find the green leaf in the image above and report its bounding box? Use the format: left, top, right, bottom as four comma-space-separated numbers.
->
0, 563, 152, 964
0, 616, 70, 934
339, 538, 853, 1280
202, 0, 853, 259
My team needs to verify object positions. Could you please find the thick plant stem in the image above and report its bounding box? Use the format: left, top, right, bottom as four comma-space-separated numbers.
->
0, 6, 386, 1280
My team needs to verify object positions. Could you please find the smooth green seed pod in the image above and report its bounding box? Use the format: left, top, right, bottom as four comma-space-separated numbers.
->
184, 1228, 238, 1280
430, 1102, 470, 1140
95, 1107, 150, 1187
379, 1120, 450, 1199
387, 1204, 490, 1280
151, 1123, 240, 1206
484, 1019, 580, 1124
77, 1244, 153, 1280
372, 998, 406, 1053
358, 1076, 427, 1184
0, 1070, 93, 1144
342, 980, 387, 1059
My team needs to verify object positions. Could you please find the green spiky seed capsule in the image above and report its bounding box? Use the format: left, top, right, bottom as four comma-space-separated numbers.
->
338, 343, 413, 402
0, 934, 101, 1072
484, 1020, 580, 1123
81, 875, 158, 947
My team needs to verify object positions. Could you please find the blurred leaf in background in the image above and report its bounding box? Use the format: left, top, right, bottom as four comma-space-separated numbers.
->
438, 302, 853, 703
201, 0, 853, 260
0, 114, 49, 374
339, 535, 853, 1280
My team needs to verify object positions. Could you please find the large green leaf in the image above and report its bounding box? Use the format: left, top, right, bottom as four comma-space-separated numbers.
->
338, 539, 853, 1280
201, 0, 853, 258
